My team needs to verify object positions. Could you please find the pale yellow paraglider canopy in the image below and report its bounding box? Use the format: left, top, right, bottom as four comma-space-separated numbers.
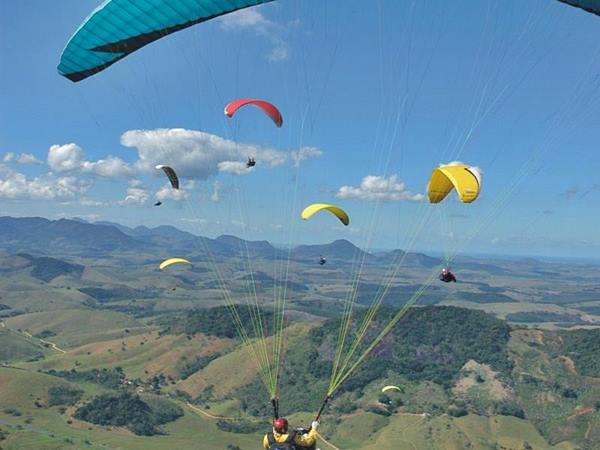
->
381, 385, 402, 393
428, 164, 481, 204
159, 258, 192, 270
301, 203, 350, 226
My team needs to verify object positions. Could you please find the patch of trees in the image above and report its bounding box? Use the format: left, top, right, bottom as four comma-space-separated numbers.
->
447, 404, 468, 417
74, 392, 182, 436
48, 385, 83, 406
506, 312, 582, 323
459, 292, 515, 304
313, 306, 513, 390
34, 330, 56, 339
178, 353, 221, 379
236, 333, 331, 417
216, 419, 263, 434
2, 408, 21, 417
45, 367, 126, 389
494, 401, 525, 419
96, 303, 158, 318
561, 328, 600, 377
0, 304, 10, 311
79, 286, 156, 303
166, 305, 276, 339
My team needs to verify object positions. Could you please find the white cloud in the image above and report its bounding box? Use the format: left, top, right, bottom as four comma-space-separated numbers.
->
74, 214, 100, 222
155, 183, 190, 202
60, 198, 107, 207
220, 8, 270, 29
218, 161, 252, 176
291, 146, 322, 167
219, 8, 290, 62
48, 143, 84, 172
121, 128, 286, 179
118, 186, 150, 206
120, 188, 150, 206
3, 152, 43, 165
48, 143, 132, 178
211, 180, 221, 202
0, 164, 88, 200
336, 174, 424, 202
267, 43, 288, 62
81, 157, 132, 178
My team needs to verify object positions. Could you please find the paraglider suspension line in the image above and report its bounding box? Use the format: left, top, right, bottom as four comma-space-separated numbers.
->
271, 398, 279, 420
315, 395, 331, 422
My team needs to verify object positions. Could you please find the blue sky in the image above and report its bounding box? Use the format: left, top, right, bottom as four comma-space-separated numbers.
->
1, 0, 600, 258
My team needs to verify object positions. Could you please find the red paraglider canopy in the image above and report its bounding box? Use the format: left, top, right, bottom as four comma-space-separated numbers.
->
224, 99, 283, 127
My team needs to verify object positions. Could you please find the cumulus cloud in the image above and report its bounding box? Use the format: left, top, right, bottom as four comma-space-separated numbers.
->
47, 143, 84, 172
117, 179, 151, 206
291, 147, 322, 167
122, 128, 287, 179
0, 164, 88, 200
3, 152, 43, 165
80, 157, 132, 178
155, 180, 193, 202
118, 187, 151, 206
336, 174, 424, 202
220, 8, 290, 62
48, 143, 132, 178
220, 8, 270, 29
218, 161, 252, 176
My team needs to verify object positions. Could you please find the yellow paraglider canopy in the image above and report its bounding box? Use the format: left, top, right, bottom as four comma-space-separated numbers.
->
428, 164, 481, 204
301, 203, 350, 226
159, 258, 192, 270
381, 385, 402, 393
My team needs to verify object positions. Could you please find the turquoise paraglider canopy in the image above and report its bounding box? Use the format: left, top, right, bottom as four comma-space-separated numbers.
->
558, 0, 600, 15
57, 0, 274, 82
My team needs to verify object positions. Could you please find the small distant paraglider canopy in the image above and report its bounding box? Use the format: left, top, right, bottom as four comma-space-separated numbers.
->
224, 99, 283, 127
301, 203, 350, 226
57, 0, 275, 82
428, 164, 481, 204
159, 258, 192, 270
156, 165, 179, 190
319, 256, 327, 265
381, 385, 402, 394
246, 157, 256, 168
154, 201, 162, 207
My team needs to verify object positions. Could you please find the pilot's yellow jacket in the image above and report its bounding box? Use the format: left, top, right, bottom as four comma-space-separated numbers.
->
262, 427, 318, 449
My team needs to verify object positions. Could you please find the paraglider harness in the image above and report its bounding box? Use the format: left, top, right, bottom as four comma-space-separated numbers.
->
268, 398, 318, 450
247, 157, 256, 168
439, 271, 456, 282
267, 428, 318, 450
267, 430, 298, 450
